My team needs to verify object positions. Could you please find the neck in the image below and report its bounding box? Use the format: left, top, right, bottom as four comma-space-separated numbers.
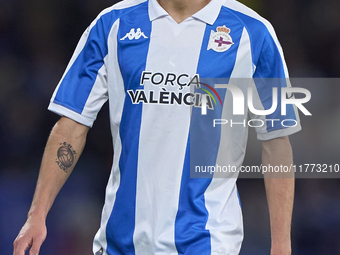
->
157, 0, 211, 23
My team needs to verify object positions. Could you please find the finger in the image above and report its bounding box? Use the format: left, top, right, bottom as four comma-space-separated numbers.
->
13, 237, 31, 255
29, 236, 45, 255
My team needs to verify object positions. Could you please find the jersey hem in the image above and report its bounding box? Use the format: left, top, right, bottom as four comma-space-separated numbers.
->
256, 124, 301, 141
48, 101, 95, 127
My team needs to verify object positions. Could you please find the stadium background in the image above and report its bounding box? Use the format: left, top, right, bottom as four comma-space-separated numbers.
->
0, 0, 339, 254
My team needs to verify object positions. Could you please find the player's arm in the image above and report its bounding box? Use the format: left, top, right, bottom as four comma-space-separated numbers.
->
13, 116, 89, 255
262, 136, 294, 255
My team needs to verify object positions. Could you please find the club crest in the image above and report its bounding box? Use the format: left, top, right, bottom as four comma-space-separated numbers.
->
207, 25, 234, 52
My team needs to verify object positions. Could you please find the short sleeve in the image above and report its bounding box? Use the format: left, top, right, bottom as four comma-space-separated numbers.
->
48, 15, 112, 127
249, 29, 301, 140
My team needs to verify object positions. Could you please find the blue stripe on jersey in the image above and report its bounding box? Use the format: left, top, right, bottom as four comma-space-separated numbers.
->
105, 2, 151, 255
174, 8, 243, 254
252, 78, 297, 132
175, 137, 212, 255
54, 12, 113, 114
252, 35, 296, 131
226, 8, 297, 131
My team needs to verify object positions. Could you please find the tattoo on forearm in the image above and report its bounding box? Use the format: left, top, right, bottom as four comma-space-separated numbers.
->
56, 142, 76, 172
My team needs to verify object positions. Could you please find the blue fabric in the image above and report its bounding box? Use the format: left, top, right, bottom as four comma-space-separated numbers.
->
174, 7, 243, 254
54, 12, 113, 114
105, 2, 152, 255
226, 8, 297, 131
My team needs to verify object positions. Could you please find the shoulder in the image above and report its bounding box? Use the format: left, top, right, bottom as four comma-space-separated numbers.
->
88, 0, 148, 31
220, 0, 277, 40
99, 0, 148, 16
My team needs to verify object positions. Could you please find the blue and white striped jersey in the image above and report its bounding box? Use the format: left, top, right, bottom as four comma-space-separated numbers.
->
48, 0, 301, 254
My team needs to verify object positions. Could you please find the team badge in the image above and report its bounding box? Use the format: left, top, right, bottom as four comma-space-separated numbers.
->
207, 25, 234, 52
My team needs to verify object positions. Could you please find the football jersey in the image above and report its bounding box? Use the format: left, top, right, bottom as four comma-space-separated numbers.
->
48, 0, 301, 254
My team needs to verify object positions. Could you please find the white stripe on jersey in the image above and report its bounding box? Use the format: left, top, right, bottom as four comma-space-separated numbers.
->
80, 62, 108, 122
223, 0, 290, 77
132, 16, 207, 255
92, 18, 125, 253
204, 27, 253, 254
229, 28, 253, 78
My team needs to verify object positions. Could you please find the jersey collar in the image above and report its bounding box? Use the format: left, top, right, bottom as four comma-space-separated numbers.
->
149, 0, 224, 25
149, 0, 168, 21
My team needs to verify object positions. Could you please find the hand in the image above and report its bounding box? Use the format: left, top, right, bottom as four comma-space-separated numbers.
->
13, 215, 47, 255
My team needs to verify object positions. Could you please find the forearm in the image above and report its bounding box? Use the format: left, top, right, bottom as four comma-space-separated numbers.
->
28, 117, 89, 219
262, 136, 294, 254
13, 117, 89, 255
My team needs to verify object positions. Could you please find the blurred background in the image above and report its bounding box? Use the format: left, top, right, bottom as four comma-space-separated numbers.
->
0, 0, 339, 254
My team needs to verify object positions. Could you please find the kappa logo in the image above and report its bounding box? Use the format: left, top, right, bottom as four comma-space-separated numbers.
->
207, 25, 234, 52
120, 28, 148, 40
